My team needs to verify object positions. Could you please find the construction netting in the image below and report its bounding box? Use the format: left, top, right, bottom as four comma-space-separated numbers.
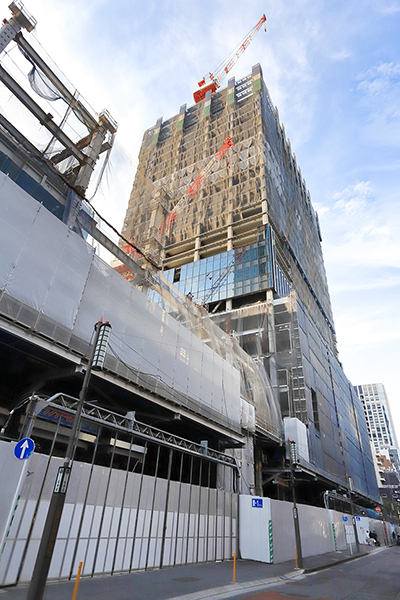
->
0, 172, 283, 441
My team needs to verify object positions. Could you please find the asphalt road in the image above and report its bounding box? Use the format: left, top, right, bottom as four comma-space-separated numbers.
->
234, 546, 400, 600
0, 546, 394, 600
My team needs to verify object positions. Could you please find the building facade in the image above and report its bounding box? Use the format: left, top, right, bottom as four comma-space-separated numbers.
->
354, 383, 399, 453
121, 64, 379, 506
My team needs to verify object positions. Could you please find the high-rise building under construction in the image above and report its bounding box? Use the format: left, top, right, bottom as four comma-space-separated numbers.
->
121, 64, 378, 505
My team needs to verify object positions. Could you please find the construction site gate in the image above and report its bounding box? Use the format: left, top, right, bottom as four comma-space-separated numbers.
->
0, 395, 239, 586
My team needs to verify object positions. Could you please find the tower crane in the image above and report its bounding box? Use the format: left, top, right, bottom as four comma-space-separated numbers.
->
164, 135, 235, 232
193, 14, 266, 104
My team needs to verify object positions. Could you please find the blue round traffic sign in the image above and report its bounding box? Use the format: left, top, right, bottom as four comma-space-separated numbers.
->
14, 438, 35, 460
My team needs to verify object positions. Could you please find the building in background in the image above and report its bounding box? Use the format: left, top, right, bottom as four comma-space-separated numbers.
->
354, 383, 399, 453
121, 64, 379, 507
354, 383, 400, 512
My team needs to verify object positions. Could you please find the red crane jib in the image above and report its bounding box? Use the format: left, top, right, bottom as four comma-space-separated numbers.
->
186, 174, 207, 198
193, 14, 266, 104
164, 136, 234, 233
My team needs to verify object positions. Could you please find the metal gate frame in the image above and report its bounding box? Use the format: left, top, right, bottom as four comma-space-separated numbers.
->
0, 394, 239, 586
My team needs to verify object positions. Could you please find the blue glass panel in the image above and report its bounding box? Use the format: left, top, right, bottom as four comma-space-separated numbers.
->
241, 247, 250, 263
213, 256, 221, 269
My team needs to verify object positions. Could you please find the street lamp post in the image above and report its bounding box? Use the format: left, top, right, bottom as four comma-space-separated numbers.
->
26, 319, 111, 600
288, 439, 303, 569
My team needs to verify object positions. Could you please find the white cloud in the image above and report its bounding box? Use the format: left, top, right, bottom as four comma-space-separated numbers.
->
377, 2, 400, 15
330, 50, 352, 61
319, 181, 400, 271
355, 62, 400, 146
333, 181, 372, 215
330, 273, 400, 293
357, 62, 400, 98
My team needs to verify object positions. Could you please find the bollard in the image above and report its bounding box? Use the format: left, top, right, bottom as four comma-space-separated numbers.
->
71, 561, 83, 600
233, 552, 236, 583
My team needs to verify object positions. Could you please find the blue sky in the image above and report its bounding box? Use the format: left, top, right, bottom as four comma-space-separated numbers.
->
1, 0, 400, 441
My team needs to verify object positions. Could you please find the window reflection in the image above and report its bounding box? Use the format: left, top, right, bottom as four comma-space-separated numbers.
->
163, 224, 291, 304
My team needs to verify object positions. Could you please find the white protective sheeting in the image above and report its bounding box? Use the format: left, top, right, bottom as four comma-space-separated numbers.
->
0, 173, 241, 431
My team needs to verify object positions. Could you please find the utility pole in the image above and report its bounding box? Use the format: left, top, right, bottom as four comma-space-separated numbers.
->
288, 439, 303, 569
347, 474, 360, 554
26, 319, 111, 600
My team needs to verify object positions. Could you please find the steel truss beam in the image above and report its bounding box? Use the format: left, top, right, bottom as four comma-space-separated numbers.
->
15, 32, 98, 132
38, 393, 239, 470
0, 64, 85, 163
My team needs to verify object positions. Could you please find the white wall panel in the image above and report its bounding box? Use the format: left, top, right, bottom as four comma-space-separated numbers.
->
0, 441, 237, 586
239, 496, 272, 563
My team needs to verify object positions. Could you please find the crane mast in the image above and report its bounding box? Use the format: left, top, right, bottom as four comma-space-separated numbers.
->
193, 14, 266, 104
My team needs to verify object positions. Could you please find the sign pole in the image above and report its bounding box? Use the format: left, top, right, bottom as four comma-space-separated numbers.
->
288, 439, 303, 569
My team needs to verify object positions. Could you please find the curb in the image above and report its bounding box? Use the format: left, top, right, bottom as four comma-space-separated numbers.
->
167, 548, 387, 600
165, 572, 303, 600
304, 546, 385, 574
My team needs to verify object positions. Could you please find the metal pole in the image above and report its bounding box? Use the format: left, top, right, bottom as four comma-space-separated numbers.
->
129, 440, 148, 571
347, 475, 360, 554
71, 561, 83, 600
26, 320, 104, 600
173, 453, 184, 566
160, 448, 173, 568
19, 392, 38, 440
68, 426, 101, 580
289, 440, 303, 569
111, 436, 134, 575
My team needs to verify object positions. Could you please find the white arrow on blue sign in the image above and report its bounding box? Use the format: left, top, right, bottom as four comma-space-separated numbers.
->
342, 515, 348, 522
14, 438, 35, 460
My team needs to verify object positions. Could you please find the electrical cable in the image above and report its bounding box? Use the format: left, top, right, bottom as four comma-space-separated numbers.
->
88, 202, 161, 270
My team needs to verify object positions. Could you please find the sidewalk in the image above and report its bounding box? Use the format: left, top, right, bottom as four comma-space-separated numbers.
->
0, 546, 381, 600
